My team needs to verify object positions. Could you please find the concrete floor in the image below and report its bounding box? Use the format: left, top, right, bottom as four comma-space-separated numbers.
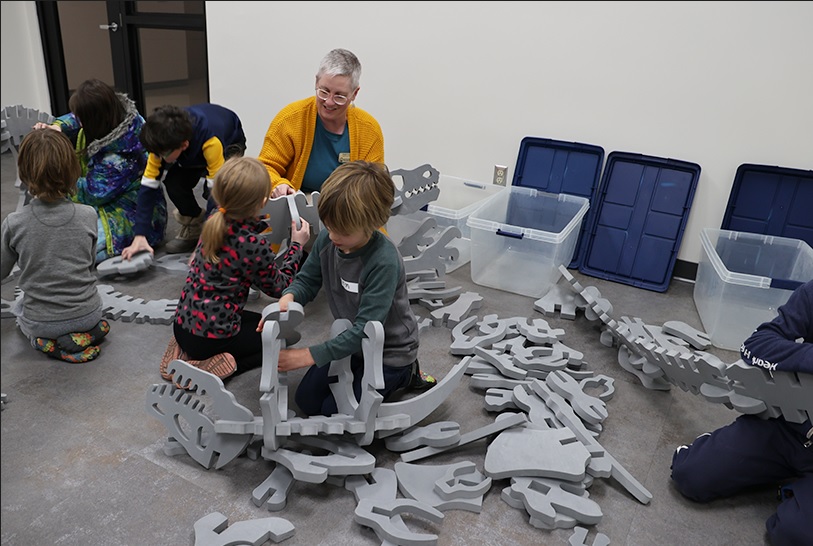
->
1, 149, 776, 546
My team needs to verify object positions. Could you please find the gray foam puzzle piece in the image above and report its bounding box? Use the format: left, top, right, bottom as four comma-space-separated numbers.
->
345, 467, 399, 504
534, 283, 585, 320
484, 387, 519, 412
146, 361, 254, 469
430, 291, 483, 327
724, 359, 813, 423
260, 302, 304, 347
569, 525, 611, 546
192, 511, 295, 546
96, 251, 153, 277
400, 412, 528, 463
98, 284, 177, 324
397, 216, 437, 257
484, 426, 590, 481
402, 226, 461, 279
258, 195, 295, 246
474, 346, 527, 380
375, 355, 471, 427
354, 497, 444, 546
508, 476, 603, 527
327, 319, 356, 415
501, 485, 579, 530
395, 460, 490, 512
153, 253, 193, 274
662, 320, 711, 350
530, 379, 653, 505
264, 436, 376, 483
546, 370, 608, 425
407, 278, 462, 302
390, 164, 441, 216
449, 315, 508, 356
384, 421, 462, 452
512, 384, 563, 430
252, 464, 295, 512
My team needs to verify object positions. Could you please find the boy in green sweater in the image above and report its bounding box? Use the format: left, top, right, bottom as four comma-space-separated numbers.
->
267, 161, 435, 416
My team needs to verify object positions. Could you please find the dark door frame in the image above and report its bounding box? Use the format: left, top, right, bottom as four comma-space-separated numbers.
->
35, 1, 206, 115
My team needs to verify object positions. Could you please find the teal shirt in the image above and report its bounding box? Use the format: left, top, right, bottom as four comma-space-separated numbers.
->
282, 230, 419, 368
301, 117, 350, 193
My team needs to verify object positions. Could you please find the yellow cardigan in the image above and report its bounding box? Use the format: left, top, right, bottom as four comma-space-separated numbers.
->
257, 96, 385, 192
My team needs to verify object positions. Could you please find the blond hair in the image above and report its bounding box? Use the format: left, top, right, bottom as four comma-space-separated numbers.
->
318, 161, 393, 235
18, 129, 81, 202
200, 156, 270, 263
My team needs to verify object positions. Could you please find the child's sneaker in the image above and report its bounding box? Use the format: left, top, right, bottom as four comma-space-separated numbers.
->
408, 361, 437, 391
173, 352, 237, 390
160, 336, 184, 381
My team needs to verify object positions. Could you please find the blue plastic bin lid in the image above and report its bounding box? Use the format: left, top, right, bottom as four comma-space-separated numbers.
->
721, 163, 813, 248
579, 151, 701, 292
510, 136, 604, 268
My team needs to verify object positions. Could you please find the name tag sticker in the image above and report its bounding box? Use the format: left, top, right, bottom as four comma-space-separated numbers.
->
338, 152, 351, 164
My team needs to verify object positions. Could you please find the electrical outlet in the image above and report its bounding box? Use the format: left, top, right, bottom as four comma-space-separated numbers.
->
493, 165, 508, 186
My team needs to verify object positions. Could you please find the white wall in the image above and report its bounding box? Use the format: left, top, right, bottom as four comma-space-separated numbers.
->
4, 1, 812, 265
0, 1, 51, 113
206, 1, 813, 265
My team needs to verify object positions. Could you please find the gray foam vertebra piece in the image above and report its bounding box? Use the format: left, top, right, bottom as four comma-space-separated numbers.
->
193, 511, 295, 546
534, 282, 586, 320
546, 370, 608, 425
96, 250, 153, 277
449, 315, 508, 356
662, 320, 711, 349
153, 252, 193, 274
98, 284, 177, 324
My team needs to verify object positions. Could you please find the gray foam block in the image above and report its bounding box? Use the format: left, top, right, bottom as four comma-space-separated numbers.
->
192, 511, 295, 546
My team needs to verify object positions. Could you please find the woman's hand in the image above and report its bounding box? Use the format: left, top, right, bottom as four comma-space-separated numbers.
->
271, 184, 295, 198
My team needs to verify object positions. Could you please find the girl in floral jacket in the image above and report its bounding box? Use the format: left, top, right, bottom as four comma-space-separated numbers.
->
37, 78, 166, 261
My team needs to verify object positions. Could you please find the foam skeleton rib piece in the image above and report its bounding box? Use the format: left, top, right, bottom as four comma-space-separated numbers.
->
327, 319, 356, 415
485, 387, 520, 412
474, 346, 527, 380
512, 384, 562, 429
354, 321, 386, 445
192, 511, 295, 546
252, 464, 295, 512
394, 460, 491, 512
407, 278, 463, 302
96, 251, 154, 277
345, 467, 399, 504
376, 355, 472, 432
390, 164, 441, 216
354, 497, 444, 546
507, 477, 603, 528
531, 379, 653, 505
146, 361, 254, 469
97, 284, 177, 324
501, 485, 579, 530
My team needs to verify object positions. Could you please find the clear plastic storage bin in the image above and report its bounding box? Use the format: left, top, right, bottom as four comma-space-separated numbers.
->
694, 228, 813, 350
466, 187, 589, 297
